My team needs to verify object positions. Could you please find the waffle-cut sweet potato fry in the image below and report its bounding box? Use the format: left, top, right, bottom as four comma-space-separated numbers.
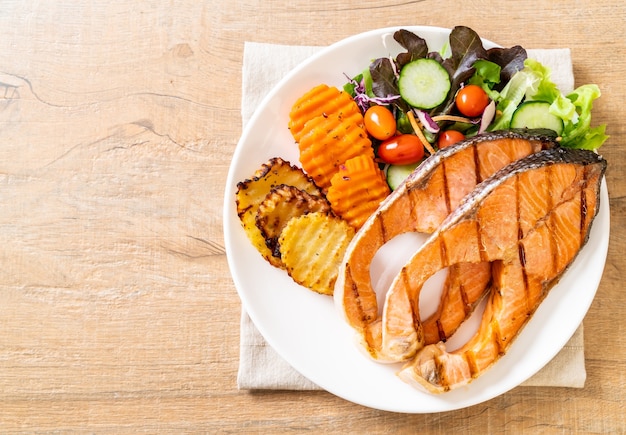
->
279, 212, 355, 295
298, 112, 374, 190
327, 154, 391, 230
256, 184, 332, 263
236, 158, 323, 265
288, 84, 362, 143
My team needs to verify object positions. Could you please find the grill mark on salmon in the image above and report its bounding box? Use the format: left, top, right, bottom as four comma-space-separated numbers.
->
472, 140, 481, 184
580, 189, 587, 233
334, 131, 558, 360
513, 174, 531, 309
390, 148, 605, 392
460, 282, 469, 313
580, 166, 591, 235
442, 159, 452, 214
422, 262, 492, 344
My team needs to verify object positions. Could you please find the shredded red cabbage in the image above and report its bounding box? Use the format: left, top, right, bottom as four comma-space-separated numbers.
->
346, 76, 401, 113
415, 109, 440, 134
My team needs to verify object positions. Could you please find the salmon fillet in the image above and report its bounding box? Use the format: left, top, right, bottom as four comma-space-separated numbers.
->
334, 130, 558, 360
382, 148, 606, 392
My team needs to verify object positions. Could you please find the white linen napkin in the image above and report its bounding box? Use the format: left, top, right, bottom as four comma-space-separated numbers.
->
237, 41, 586, 390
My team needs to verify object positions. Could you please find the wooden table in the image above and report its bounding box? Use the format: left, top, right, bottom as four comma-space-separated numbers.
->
0, 1, 623, 432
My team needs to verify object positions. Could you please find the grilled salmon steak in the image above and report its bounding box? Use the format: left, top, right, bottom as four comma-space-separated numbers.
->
383, 148, 605, 392
334, 130, 558, 360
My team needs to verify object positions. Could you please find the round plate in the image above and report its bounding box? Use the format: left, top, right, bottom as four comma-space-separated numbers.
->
223, 26, 610, 413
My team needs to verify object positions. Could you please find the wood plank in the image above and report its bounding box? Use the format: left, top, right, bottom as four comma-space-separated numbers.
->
0, 0, 624, 431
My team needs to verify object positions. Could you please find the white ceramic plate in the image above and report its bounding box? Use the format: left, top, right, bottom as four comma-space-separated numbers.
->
223, 26, 610, 413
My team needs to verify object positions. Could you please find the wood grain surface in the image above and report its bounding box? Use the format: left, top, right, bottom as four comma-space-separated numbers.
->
0, 1, 624, 433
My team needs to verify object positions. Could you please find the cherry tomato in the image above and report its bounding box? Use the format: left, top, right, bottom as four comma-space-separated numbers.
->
455, 84, 490, 117
364, 105, 397, 140
437, 130, 465, 149
378, 134, 424, 165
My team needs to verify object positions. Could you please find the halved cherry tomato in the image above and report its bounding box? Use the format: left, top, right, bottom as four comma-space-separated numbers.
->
364, 105, 396, 140
378, 134, 424, 165
437, 130, 465, 149
455, 84, 490, 117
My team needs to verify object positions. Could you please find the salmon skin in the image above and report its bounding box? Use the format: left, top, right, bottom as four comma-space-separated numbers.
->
334, 130, 558, 360
381, 147, 606, 392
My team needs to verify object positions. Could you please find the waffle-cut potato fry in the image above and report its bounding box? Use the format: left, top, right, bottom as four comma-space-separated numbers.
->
288, 84, 362, 143
298, 112, 374, 190
279, 212, 355, 295
327, 154, 391, 230
256, 184, 332, 262
236, 157, 322, 265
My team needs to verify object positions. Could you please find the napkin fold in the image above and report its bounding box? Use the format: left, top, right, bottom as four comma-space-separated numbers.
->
237, 41, 586, 390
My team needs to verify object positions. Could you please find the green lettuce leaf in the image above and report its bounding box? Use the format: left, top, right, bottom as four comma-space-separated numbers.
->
522, 58, 576, 122
489, 59, 608, 149
489, 66, 539, 131
561, 84, 609, 148
468, 59, 502, 99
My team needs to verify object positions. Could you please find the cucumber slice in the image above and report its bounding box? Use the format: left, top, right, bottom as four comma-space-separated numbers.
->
386, 162, 421, 191
398, 58, 451, 109
510, 101, 564, 135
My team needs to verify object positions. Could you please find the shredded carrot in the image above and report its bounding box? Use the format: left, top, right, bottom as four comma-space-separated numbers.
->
431, 114, 474, 124
407, 111, 437, 155
326, 155, 390, 230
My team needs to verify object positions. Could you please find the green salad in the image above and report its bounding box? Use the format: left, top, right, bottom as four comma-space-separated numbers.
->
344, 25, 608, 165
